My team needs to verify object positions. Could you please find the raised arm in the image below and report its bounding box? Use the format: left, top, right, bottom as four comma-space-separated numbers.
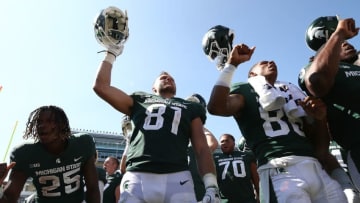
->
203, 127, 218, 152
93, 56, 134, 116
207, 44, 255, 116
93, 7, 133, 116
305, 18, 359, 97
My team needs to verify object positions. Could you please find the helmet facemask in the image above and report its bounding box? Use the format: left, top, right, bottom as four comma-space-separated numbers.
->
94, 6, 129, 50
208, 40, 233, 71
202, 25, 235, 71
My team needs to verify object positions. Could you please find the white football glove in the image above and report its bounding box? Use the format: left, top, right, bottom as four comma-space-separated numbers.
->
106, 44, 124, 57
202, 173, 220, 203
202, 186, 220, 203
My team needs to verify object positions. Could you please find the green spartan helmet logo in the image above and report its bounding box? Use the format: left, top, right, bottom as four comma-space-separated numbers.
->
305, 16, 338, 51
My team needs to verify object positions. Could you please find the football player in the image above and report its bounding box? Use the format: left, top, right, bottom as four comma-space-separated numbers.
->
204, 25, 347, 202
0, 105, 100, 203
93, 7, 219, 203
213, 134, 259, 203
186, 94, 218, 202
103, 156, 122, 203
299, 16, 360, 202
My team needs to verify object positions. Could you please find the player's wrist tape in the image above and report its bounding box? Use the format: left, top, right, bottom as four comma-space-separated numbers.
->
215, 63, 236, 87
103, 52, 116, 64
203, 173, 218, 189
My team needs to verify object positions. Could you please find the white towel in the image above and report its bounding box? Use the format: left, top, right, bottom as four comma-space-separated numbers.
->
275, 82, 307, 120
248, 76, 285, 111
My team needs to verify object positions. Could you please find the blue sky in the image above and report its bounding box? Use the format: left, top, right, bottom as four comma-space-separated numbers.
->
0, 0, 359, 162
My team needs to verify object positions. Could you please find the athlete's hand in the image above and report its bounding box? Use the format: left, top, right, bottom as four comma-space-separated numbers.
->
107, 44, 124, 57
202, 186, 220, 203
299, 96, 327, 120
0, 162, 16, 185
335, 18, 359, 40
227, 43, 255, 67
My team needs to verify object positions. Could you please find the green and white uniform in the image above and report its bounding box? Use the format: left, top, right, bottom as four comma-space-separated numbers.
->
103, 170, 122, 203
120, 92, 205, 203
299, 62, 360, 151
10, 133, 95, 203
230, 82, 314, 166
125, 91, 206, 173
213, 150, 257, 203
230, 82, 346, 203
299, 62, 360, 191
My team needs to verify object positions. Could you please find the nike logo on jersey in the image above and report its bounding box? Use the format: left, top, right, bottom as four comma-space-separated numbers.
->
74, 156, 82, 162
180, 180, 189, 185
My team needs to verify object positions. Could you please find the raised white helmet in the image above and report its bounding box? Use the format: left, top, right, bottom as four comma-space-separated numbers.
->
94, 6, 129, 49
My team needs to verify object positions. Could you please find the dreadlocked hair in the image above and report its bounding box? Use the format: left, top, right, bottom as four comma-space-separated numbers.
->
23, 105, 71, 141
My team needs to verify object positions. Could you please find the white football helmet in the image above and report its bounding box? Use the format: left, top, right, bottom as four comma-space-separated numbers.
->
94, 6, 129, 49
121, 115, 133, 139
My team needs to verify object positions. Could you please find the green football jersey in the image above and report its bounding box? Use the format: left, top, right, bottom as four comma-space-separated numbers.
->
213, 151, 257, 203
230, 83, 315, 166
10, 134, 95, 203
299, 62, 360, 152
103, 170, 122, 203
125, 91, 206, 173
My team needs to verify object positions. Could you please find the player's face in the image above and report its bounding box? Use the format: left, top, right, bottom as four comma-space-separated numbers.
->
251, 61, 278, 84
339, 41, 358, 63
220, 135, 235, 154
152, 74, 176, 96
103, 158, 117, 174
36, 110, 62, 145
